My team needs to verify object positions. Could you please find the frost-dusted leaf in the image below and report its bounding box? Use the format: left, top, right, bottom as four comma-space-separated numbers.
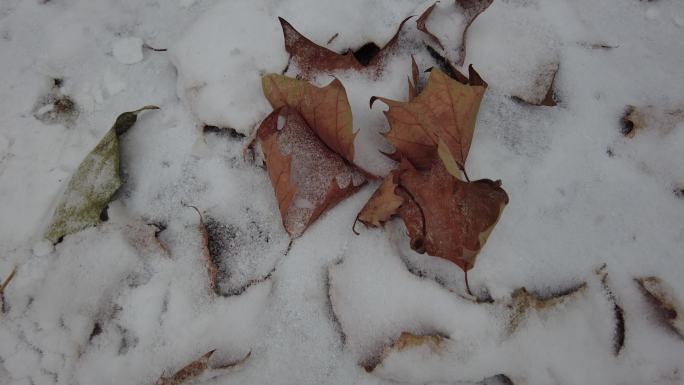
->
512, 63, 558, 106
183, 204, 220, 294
44, 106, 158, 243
356, 171, 403, 228
397, 160, 508, 272
365, 332, 445, 372
280, 16, 411, 80
417, 0, 493, 66
122, 219, 169, 257
507, 284, 586, 334
1, 266, 17, 315
257, 107, 366, 238
636, 276, 684, 337
262, 74, 356, 162
372, 66, 487, 177
621, 105, 684, 137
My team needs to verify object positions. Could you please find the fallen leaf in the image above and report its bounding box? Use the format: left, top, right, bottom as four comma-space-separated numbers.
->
44, 106, 159, 244
371, 65, 487, 177
408, 55, 420, 101
596, 264, 626, 356
0, 266, 18, 315
396, 160, 508, 271
355, 172, 403, 229
257, 107, 366, 237
280, 16, 411, 80
506, 284, 586, 334
262, 74, 356, 163
183, 204, 219, 294
122, 219, 169, 257
512, 63, 558, 106
357, 160, 507, 272
621, 105, 684, 137
364, 332, 445, 372
155, 350, 250, 385
417, 0, 494, 66
635, 276, 684, 338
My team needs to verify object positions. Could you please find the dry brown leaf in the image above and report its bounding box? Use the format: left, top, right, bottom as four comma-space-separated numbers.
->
397, 160, 508, 272
364, 332, 445, 372
371, 65, 487, 177
1, 266, 18, 315
156, 350, 214, 385
155, 350, 250, 385
621, 105, 684, 137
355, 172, 403, 229
506, 284, 586, 334
183, 204, 219, 294
408, 55, 420, 101
122, 220, 169, 257
280, 16, 411, 80
257, 107, 366, 238
356, 159, 507, 272
262, 74, 356, 162
636, 276, 684, 338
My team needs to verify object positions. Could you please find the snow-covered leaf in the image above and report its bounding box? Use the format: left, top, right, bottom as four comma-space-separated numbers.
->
280, 16, 411, 80
506, 284, 586, 334
257, 107, 366, 238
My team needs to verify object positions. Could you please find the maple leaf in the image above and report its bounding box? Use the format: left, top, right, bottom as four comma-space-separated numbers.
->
417, 0, 494, 66
357, 159, 508, 273
279, 16, 411, 79
371, 65, 487, 177
257, 106, 366, 238
262, 74, 356, 163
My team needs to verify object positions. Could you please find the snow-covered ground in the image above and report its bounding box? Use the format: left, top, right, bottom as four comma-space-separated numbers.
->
1, 0, 684, 384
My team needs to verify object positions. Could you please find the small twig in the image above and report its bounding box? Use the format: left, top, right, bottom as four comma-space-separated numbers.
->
1, 266, 18, 314
181, 202, 204, 224
326, 33, 339, 45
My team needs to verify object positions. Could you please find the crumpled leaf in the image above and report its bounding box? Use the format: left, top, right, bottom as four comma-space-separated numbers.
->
371, 65, 487, 177
506, 283, 586, 335
621, 105, 684, 137
364, 332, 445, 372
358, 159, 508, 272
512, 63, 558, 106
635, 276, 684, 338
355, 171, 403, 229
257, 106, 366, 237
44, 106, 159, 244
417, 0, 494, 66
280, 16, 411, 80
262, 74, 356, 162
1, 266, 17, 315
155, 350, 250, 385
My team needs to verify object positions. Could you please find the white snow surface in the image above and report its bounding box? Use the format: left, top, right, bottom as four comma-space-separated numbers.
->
1, 0, 684, 384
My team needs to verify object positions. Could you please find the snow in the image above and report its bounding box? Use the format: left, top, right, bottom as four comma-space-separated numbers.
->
112, 37, 144, 65
1, 0, 684, 384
